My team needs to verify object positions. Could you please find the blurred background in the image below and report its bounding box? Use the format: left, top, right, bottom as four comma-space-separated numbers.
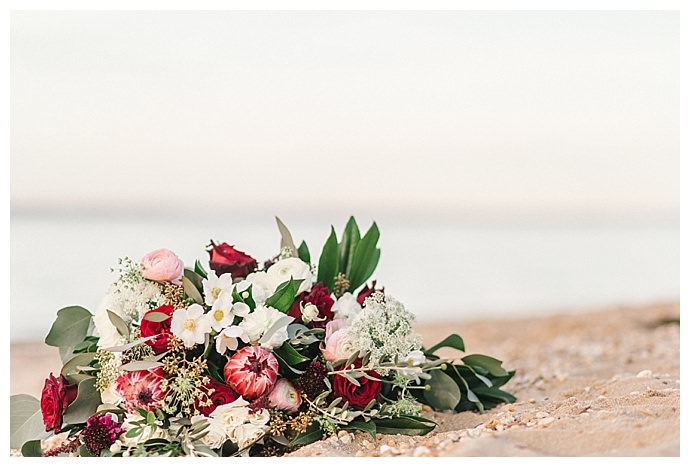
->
10, 11, 679, 342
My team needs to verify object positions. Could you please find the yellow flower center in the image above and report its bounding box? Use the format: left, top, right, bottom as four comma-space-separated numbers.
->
212, 287, 222, 299
213, 309, 225, 322
183, 318, 197, 331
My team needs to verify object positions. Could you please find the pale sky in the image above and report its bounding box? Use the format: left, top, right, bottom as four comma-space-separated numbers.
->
10, 11, 679, 218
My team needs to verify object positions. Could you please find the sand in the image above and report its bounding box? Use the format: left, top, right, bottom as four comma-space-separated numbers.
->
10, 302, 680, 457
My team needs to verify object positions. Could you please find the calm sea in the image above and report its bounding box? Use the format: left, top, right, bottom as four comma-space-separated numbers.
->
10, 214, 679, 342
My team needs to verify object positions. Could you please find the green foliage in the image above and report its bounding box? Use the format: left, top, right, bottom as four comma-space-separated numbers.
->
424, 369, 462, 410
10, 395, 47, 449
424, 334, 465, 355
45, 306, 94, 362
63, 377, 102, 425
373, 415, 436, 436
20, 440, 43, 457
265, 278, 304, 312
182, 275, 203, 304
317, 227, 339, 290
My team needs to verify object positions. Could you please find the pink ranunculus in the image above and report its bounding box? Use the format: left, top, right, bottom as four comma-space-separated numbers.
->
321, 319, 356, 362
267, 379, 302, 413
223, 346, 279, 400
114, 368, 168, 412
140, 248, 184, 284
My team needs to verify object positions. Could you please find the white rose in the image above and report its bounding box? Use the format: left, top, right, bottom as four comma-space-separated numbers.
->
232, 423, 268, 450
239, 305, 293, 350
266, 258, 313, 295
331, 292, 362, 324
190, 415, 227, 449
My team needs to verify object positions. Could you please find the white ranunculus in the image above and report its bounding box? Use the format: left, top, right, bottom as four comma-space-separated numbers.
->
239, 305, 293, 350
242, 272, 275, 304
93, 294, 127, 349
266, 258, 313, 295
210, 397, 251, 427
202, 271, 235, 307
331, 292, 362, 324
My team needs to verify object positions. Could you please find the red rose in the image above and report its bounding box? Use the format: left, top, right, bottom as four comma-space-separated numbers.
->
40, 373, 78, 433
287, 283, 334, 329
207, 241, 258, 279
332, 361, 381, 409
357, 280, 384, 306
140, 305, 175, 354
197, 378, 239, 416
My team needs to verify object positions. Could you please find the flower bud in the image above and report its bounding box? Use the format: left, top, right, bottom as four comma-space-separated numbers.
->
267, 379, 302, 413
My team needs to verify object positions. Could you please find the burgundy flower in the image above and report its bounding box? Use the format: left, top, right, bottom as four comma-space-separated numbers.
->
224, 346, 279, 400
40, 373, 78, 433
81, 414, 124, 455
114, 368, 167, 412
356, 280, 384, 306
196, 378, 239, 416
332, 360, 381, 409
287, 283, 334, 329
140, 305, 175, 354
207, 241, 257, 279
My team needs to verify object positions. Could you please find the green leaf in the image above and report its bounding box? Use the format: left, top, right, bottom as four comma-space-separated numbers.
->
339, 216, 361, 278
44, 306, 93, 349
346, 420, 376, 439
78, 445, 93, 457
61, 352, 98, 380
184, 268, 205, 292
289, 423, 324, 447
275, 216, 298, 257
120, 361, 163, 371
317, 226, 339, 290
425, 369, 462, 410
461, 354, 509, 377
142, 311, 171, 323
424, 334, 465, 355
194, 259, 208, 280
10, 395, 48, 449
107, 310, 130, 338
275, 341, 310, 366
297, 240, 311, 264
232, 284, 256, 311
265, 278, 303, 312
63, 377, 102, 425
21, 439, 43, 457
182, 275, 204, 304
373, 415, 436, 436
347, 223, 380, 291
472, 386, 517, 404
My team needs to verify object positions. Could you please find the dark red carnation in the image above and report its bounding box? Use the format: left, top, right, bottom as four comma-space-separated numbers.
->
40, 373, 78, 433
207, 241, 258, 279
357, 280, 384, 306
140, 305, 175, 354
287, 283, 334, 329
196, 378, 239, 416
332, 360, 381, 410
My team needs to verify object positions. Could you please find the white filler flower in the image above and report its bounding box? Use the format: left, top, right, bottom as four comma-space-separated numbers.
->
171, 304, 212, 348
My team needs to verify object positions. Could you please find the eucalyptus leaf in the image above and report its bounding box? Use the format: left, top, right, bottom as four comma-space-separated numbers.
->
20, 439, 42, 457
107, 309, 131, 338
10, 395, 48, 449
425, 369, 461, 411
142, 311, 171, 323
103, 335, 156, 352
63, 377, 102, 425
259, 315, 295, 345
120, 360, 164, 371
317, 226, 339, 290
184, 268, 205, 293
78, 445, 94, 457
45, 306, 93, 349
61, 352, 98, 379
182, 276, 204, 304
275, 216, 298, 257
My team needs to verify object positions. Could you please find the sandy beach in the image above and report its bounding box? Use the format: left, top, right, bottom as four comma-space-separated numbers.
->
10, 302, 680, 457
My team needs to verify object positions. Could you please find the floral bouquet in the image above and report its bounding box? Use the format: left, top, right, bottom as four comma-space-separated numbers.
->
10, 217, 515, 457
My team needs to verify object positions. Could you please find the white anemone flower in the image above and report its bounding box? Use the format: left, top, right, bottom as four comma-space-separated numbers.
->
171, 304, 212, 348
266, 258, 313, 295
202, 271, 235, 306
398, 350, 427, 382
209, 293, 236, 331
239, 305, 293, 350
215, 325, 249, 354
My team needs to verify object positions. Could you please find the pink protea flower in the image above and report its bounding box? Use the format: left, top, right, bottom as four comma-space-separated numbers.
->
114, 367, 167, 412
224, 346, 279, 400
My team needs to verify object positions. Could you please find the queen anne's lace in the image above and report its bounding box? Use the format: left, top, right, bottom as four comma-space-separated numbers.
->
347, 292, 422, 368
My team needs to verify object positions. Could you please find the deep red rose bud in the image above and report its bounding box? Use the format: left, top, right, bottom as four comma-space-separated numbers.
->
40, 373, 78, 433
332, 360, 381, 410
207, 241, 258, 279
140, 305, 175, 354
196, 378, 239, 416
357, 280, 384, 306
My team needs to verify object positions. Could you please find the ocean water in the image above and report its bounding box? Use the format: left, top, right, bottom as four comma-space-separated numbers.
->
9, 214, 679, 342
